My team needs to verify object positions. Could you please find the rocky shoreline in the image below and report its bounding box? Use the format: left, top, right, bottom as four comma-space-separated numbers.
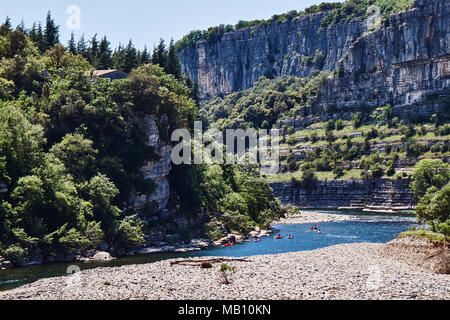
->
0, 239, 215, 271
0, 210, 394, 271
0, 236, 448, 300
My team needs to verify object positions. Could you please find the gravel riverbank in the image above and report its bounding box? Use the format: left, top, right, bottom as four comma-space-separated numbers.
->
0, 237, 448, 300
276, 210, 359, 225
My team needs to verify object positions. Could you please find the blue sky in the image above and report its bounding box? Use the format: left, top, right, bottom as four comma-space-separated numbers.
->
1, 0, 336, 50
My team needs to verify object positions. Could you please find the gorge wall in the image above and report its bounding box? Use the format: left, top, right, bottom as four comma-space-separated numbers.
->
271, 179, 415, 212
177, 0, 449, 212
129, 114, 209, 238
180, 8, 359, 99
129, 114, 172, 217
179, 0, 450, 118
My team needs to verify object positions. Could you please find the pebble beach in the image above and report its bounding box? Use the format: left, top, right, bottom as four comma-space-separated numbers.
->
0, 211, 447, 300
0, 238, 448, 300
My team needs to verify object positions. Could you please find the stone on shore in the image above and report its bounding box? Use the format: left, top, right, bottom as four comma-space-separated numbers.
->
91, 252, 113, 262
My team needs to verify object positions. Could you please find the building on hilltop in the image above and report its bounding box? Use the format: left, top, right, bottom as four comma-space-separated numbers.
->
85, 69, 128, 81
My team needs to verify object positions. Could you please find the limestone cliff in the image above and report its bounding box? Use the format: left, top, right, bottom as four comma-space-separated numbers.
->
129, 114, 173, 217
271, 178, 415, 212
179, 0, 449, 113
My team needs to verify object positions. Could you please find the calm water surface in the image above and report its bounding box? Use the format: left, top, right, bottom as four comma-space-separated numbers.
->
0, 210, 416, 291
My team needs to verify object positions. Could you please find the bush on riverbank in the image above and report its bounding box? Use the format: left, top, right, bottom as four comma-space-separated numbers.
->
399, 229, 448, 243
411, 160, 450, 235
199, 164, 282, 239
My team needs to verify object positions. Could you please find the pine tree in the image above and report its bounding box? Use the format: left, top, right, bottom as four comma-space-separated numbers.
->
16, 20, 26, 33
88, 34, 99, 65
166, 39, 181, 79
0, 16, 12, 36
68, 32, 77, 54
123, 40, 137, 73
77, 33, 88, 58
44, 11, 60, 50
97, 36, 113, 69
112, 43, 125, 70
151, 45, 158, 65
30, 22, 46, 52
140, 46, 150, 65
191, 81, 200, 104
29, 23, 37, 40
152, 38, 167, 68
3, 16, 11, 30
184, 74, 199, 104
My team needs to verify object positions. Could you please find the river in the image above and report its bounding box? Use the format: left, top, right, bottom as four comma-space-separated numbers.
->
0, 210, 416, 291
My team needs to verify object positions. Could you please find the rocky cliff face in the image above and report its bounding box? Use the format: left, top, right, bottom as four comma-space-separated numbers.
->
180, 0, 449, 112
308, 0, 450, 124
271, 178, 415, 212
180, 8, 355, 99
129, 114, 173, 217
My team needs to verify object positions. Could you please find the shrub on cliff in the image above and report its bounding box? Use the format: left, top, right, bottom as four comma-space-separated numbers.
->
321, 0, 414, 29
298, 169, 318, 189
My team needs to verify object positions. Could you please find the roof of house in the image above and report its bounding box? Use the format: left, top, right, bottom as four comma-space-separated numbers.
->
92, 69, 127, 77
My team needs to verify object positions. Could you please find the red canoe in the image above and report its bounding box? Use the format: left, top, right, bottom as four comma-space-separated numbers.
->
224, 243, 235, 247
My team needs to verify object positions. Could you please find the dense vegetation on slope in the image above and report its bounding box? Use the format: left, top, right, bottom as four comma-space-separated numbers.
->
277, 118, 449, 183
171, 163, 282, 240
202, 72, 449, 185
200, 73, 330, 130
10, 12, 181, 75
0, 24, 195, 262
176, 0, 414, 51
201, 69, 449, 238
0, 17, 281, 264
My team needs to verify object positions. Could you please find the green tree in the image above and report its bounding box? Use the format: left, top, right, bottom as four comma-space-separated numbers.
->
166, 39, 181, 79
85, 174, 121, 231
139, 46, 150, 65
77, 33, 88, 58
0, 104, 45, 184
96, 36, 113, 69
0, 17, 12, 37
411, 159, 450, 200
152, 38, 167, 68
352, 112, 362, 128
50, 133, 99, 181
88, 34, 99, 65
111, 215, 145, 251
415, 184, 450, 231
122, 40, 138, 73
68, 32, 77, 54
44, 11, 59, 50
